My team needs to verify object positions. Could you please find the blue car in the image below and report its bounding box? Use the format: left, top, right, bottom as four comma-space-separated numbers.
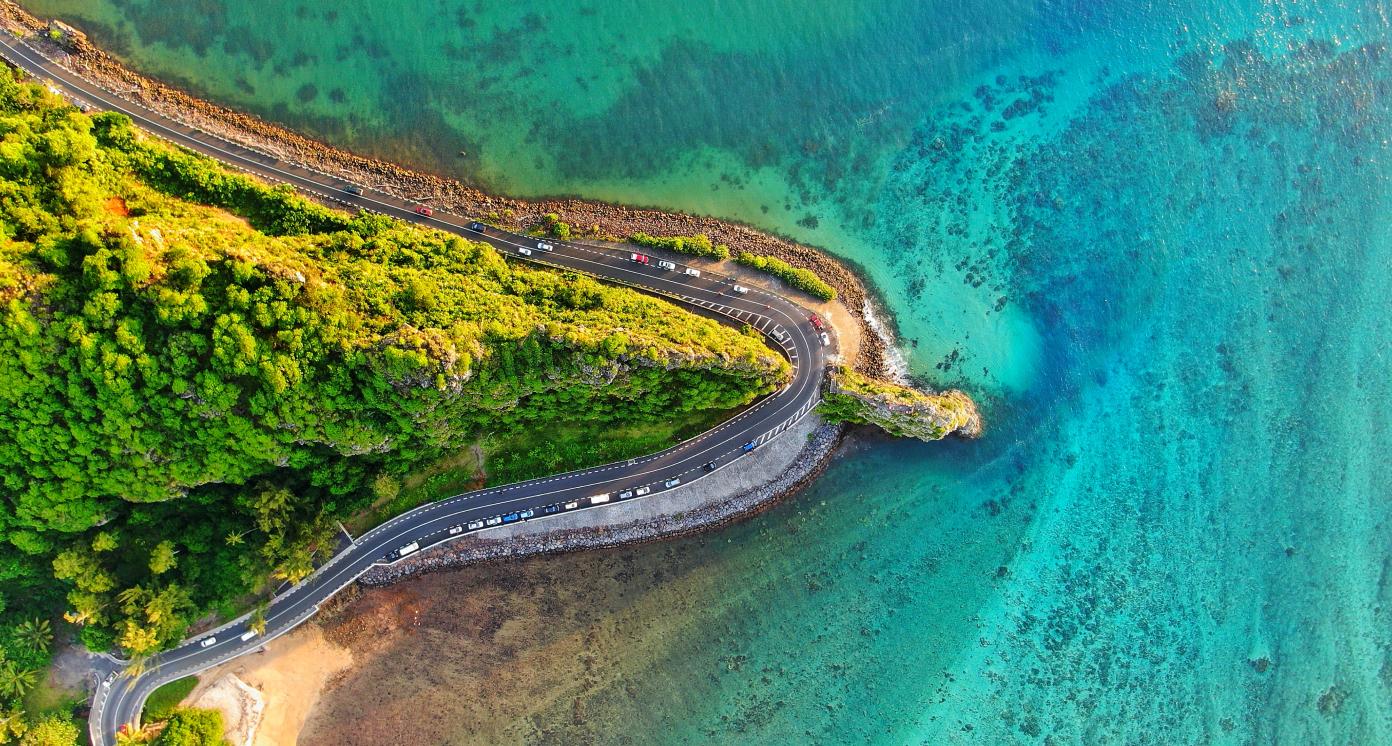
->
467, 221, 486, 233
741, 441, 758, 452
542, 504, 560, 515
520, 509, 535, 519
502, 512, 520, 524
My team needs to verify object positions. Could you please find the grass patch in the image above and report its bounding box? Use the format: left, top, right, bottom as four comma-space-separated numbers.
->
347, 408, 737, 531
22, 671, 83, 720
142, 675, 198, 722
483, 409, 733, 487
345, 448, 484, 534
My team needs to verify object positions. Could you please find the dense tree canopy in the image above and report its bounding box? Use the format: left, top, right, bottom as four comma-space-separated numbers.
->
0, 67, 788, 664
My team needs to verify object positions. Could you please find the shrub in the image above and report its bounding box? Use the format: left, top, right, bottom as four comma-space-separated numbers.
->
629, 232, 730, 260
733, 252, 836, 301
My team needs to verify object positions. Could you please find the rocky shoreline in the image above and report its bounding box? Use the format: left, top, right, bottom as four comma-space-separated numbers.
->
0, 1, 891, 377
358, 421, 845, 585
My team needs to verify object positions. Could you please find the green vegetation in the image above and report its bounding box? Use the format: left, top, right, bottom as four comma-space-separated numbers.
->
0, 63, 788, 696
153, 708, 226, 746
819, 366, 980, 440
14, 713, 77, 746
142, 676, 198, 722
539, 213, 572, 240
629, 232, 731, 261
482, 408, 733, 486
734, 252, 837, 301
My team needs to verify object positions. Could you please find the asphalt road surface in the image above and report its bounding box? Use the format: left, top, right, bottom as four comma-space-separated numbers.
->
0, 35, 832, 745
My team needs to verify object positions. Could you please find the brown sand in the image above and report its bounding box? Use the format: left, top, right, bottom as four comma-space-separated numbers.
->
184, 625, 354, 746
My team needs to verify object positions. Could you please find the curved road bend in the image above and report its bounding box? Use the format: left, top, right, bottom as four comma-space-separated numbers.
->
0, 36, 832, 745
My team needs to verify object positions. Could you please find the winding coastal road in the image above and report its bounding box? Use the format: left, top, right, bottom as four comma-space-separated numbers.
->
0, 34, 831, 745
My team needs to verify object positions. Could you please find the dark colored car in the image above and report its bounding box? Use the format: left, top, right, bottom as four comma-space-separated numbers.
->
741, 441, 758, 452
343, 185, 363, 196
502, 512, 520, 523
703, 461, 717, 472
467, 221, 486, 232
414, 205, 434, 217
542, 504, 561, 515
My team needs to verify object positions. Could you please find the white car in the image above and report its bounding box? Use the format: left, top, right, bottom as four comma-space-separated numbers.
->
683, 267, 701, 278
634, 486, 651, 497
239, 629, 258, 642
536, 242, 554, 252
664, 478, 681, 488
467, 520, 485, 530
563, 500, 580, 510
449, 525, 464, 535
517, 247, 533, 256
657, 260, 677, 271
199, 636, 218, 648
102, 672, 116, 688
485, 515, 503, 526
732, 285, 749, 294
820, 332, 831, 347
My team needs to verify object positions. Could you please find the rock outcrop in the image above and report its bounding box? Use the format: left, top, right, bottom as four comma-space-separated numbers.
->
819, 366, 982, 440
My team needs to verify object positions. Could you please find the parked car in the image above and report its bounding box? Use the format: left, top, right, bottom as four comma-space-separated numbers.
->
631, 252, 650, 265
414, 205, 433, 217
199, 636, 218, 648
486, 515, 503, 526
635, 486, 651, 496
703, 461, 717, 472
820, 332, 831, 347
732, 284, 749, 294
467, 221, 486, 232
664, 477, 681, 488
563, 500, 580, 510
343, 185, 363, 196
657, 260, 677, 271
103, 672, 117, 688
683, 267, 701, 278
542, 504, 561, 515
502, 512, 521, 523
741, 441, 758, 452
449, 525, 464, 535
517, 247, 533, 256
808, 314, 825, 329
520, 509, 535, 519
467, 520, 485, 530
240, 629, 258, 642
774, 329, 789, 342
618, 490, 635, 500
536, 242, 554, 252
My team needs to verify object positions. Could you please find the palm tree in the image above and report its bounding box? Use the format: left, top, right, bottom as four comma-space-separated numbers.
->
249, 603, 268, 636
114, 722, 155, 744
224, 529, 250, 547
0, 662, 38, 699
122, 653, 150, 680
12, 619, 51, 656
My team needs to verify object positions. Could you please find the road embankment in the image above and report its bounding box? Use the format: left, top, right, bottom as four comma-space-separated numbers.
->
359, 416, 844, 585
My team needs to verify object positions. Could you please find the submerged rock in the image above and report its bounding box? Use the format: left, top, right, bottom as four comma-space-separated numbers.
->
818, 365, 982, 440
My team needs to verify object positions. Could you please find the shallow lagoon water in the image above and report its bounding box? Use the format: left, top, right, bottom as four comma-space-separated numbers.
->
22, 0, 1392, 741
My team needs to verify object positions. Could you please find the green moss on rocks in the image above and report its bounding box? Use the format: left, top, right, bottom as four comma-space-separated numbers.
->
818, 366, 981, 440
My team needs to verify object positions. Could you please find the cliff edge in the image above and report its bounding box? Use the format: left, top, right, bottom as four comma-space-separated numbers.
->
819, 366, 982, 441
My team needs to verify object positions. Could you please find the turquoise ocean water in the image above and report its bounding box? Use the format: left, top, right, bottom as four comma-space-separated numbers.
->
22, 0, 1392, 741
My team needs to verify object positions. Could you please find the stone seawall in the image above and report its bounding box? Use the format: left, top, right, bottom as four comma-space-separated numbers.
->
360, 417, 843, 585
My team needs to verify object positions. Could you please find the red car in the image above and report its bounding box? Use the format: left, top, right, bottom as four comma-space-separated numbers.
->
414, 205, 434, 217
808, 314, 825, 330
630, 253, 650, 265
